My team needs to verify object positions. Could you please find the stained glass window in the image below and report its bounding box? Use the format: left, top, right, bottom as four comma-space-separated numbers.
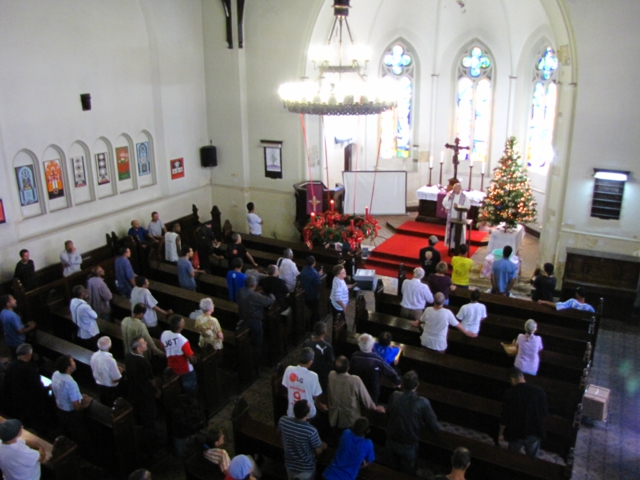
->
380, 43, 414, 159
455, 45, 493, 163
526, 46, 559, 171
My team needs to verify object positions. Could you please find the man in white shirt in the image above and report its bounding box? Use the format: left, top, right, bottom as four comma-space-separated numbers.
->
456, 288, 487, 335
60, 240, 82, 277
131, 276, 173, 337
0, 419, 46, 480
70, 285, 100, 349
411, 292, 476, 352
400, 268, 434, 320
164, 223, 181, 263
90, 336, 124, 407
282, 347, 326, 419
277, 248, 299, 292
246, 202, 263, 236
442, 183, 471, 251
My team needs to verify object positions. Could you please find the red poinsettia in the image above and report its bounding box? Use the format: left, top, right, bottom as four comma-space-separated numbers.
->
302, 211, 380, 250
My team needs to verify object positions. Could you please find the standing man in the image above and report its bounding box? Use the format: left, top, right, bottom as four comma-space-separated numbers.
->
327, 356, 383, 433
400, 268, 434, 320
121, 303, 165, 360
90, 336, 124, 407
349, 334, 401, 404
442, 183, 471, 251
491, 245, 518, 296
164, 223, 182, 263
499, 367, 548, 457
0, 419, 46, 480
131, 276, 173, 338
451, 244, 473, 289
455, 288, 487, 336
538, 286, 595, 313
237, 276, 275, 368
177, 246, 203, 291
302, 321, 334, 392
278, 399, 327, 480
70, 285, 100, 350
418, 236, 441, 278
278, 249, 299, 292
148, 211, 167, 241
14, 249, 36, 290
411, 292, 476, 353
530, 262, 556, 302
0, 295, 36, 358
161, 315, 198, 396
246, 202, 263, 236
87, 266, 113, 321
299, 256, 323, 327
60, 240, 83, 277
227, 234, 258, 268
386, 370, 441, 475
227, 258, 246, 302
260, 264, 290, 313
322, 417, 376, 480
282, 347, 326, 420
115, 247, 137, 298
434, 447, 472, 480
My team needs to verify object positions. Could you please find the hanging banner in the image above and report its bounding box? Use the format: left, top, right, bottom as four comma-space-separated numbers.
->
170, 158, 185, 180
136, 142, 151, 176
44, 159, 65, 200
72, 156, 87, 188
15, 165, 39, 206
95, 152, 110, 185
306, 183, 323, 214
0, 199, 6, 224
116, 146, 131, 181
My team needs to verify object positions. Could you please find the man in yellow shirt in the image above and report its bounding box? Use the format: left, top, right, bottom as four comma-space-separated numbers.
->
451, 244, 473, 288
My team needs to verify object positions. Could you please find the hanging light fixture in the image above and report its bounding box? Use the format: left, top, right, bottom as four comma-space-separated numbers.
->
278, 0, 397, 116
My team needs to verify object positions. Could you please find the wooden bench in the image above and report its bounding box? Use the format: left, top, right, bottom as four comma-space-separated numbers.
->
355, 298, 590, 383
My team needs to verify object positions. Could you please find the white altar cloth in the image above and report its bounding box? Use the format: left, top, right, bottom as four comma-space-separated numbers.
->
416, 185, 486, 206
487, 223, 525, 254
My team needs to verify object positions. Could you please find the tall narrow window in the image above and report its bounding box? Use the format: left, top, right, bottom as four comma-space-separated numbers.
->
455, 45, 493, 162
380, 43, 414, 159
526, 46, 559, 172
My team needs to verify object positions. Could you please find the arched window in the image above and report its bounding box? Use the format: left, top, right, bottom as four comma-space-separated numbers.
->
455, 44, 493, 162
526, 46, 558, 172
380, 42, 414, 159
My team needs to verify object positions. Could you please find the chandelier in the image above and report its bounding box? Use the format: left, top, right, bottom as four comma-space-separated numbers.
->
278, 0, 397, 116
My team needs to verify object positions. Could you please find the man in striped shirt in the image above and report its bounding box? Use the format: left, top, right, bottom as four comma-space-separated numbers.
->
278, 399, 327, 480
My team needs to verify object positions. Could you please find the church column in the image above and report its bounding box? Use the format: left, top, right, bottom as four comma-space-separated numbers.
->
505, 75, 517, 137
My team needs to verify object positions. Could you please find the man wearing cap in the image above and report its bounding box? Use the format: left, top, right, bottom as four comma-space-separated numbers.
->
0, 419, 46, 480
418, 236, 441, 277
226, 454, 257, 480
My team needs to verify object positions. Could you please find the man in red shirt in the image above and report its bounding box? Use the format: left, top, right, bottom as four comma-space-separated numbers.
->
161, 315, 198, 396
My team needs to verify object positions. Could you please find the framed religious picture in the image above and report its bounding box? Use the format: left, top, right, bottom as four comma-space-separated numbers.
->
44, 159, 65, 200
262, 140, 283, 179
116, 146, 131, 181
170, 158, 185, 180
0, 199, 6, 224
136, 141, 151, 176
71, 156, 87, 188
95, 152, 110, 185
14, 165, 39, 206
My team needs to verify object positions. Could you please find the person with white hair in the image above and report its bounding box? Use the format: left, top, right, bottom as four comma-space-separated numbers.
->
400, 268, 434, 320
513, 319, 543, 376
195, 298, 224, 350
90, 336, 124, 406
277, 248, 299, 292
349, 334, 402, 403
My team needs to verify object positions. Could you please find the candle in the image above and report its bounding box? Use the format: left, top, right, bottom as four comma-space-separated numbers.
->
440, 151, 444, 164
482, 161, 486, 174
330, 199, 334, 213
365, 206, 369, 219
311, 212, 316, 224
350, 219, 355, 231
429, 155, 433, 168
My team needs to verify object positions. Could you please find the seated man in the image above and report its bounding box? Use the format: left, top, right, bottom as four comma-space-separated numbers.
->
60, 240, 82, 277
418, 235, 441, 277
490, 245, 518, 296
129, 219, 156, 246
530, 262, 556, 302
148, 211, 167, 241
538, 286, 595, 312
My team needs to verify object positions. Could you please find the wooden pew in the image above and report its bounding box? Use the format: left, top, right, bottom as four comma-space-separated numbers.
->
374, 281, 594, 361
355, 298, 590, 383
231, 398, 416, 480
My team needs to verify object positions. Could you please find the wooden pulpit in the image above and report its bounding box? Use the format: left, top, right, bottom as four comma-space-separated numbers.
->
449, 206, 472, 256
293, 181, 345, 231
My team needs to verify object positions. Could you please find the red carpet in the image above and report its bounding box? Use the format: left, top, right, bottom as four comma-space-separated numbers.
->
364, 221, 482, 278
395, 221, 489, 244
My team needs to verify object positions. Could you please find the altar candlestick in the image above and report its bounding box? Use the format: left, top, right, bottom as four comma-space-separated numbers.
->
440, 151, 444, 164
365, 206, 369, 220
480, 172, 485, 191
438, 162, 443, 186
428, 166, 433, 186
429, 155, 433, 168
482, 161, 486, 174
468, 163, 474, 191
330, 199, 334, 213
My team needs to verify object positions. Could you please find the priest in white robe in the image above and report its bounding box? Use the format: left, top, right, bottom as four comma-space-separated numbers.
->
443, 183, 471, 250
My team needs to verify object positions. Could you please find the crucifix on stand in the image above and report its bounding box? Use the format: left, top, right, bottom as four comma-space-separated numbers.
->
444, 137, 471, 190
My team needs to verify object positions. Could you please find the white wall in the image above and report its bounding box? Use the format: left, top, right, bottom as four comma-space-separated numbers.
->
0, 0, 209, 281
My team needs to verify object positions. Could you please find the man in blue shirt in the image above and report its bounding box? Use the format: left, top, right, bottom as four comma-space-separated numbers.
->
0, 295, 36, 358
128, 219, 155, 245
491, 245, 518, 296
115, 247, 136, 298
323, 417, 375, 480
538, 286, 595, 313
299, 256, 323, 327
177, 246, 203, 291
227, 258, 246, 302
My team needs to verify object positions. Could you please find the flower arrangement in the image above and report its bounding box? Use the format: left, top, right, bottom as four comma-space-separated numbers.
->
302, 206, 380, 250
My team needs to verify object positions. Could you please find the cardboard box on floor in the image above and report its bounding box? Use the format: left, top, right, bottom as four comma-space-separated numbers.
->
582, 384, 610, 421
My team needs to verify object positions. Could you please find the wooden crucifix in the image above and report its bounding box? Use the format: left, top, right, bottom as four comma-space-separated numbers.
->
444, 137, 471, 182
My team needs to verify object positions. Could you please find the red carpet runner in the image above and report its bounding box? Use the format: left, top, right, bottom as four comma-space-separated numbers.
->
364, 221, 488, 278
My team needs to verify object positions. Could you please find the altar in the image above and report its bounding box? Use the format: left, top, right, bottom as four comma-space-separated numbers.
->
415, 185, 485, 227
486, 223, 525, 255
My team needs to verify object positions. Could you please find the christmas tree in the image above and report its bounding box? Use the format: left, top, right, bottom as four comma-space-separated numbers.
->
478, 136, 537, 231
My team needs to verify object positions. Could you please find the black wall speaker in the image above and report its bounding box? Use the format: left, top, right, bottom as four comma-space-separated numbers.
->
80, 93, 91, 111
200, 145, 217, 167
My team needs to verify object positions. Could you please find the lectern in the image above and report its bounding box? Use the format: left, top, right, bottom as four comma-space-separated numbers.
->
293, 181, 345, 231
449, 205, 472, 256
